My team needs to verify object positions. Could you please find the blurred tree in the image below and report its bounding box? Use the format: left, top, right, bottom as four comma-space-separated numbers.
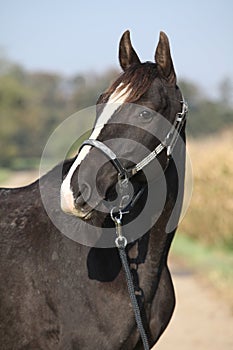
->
179, 79, 203, 108
179, 79, 233, 137
218, 77, 233, 107
0, 55, 233, 169
70, 68, 119, 110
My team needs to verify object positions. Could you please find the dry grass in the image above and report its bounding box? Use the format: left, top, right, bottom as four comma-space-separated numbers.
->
180, 128, 233, 249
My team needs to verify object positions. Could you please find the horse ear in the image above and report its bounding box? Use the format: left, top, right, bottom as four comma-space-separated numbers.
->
119, 30, 141, 71
155, 31, 176, 84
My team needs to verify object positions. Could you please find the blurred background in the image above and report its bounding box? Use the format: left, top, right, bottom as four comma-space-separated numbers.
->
0, 0, 232, 348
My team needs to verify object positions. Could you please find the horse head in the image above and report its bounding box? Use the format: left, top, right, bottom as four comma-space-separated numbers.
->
60, 31, 185, 225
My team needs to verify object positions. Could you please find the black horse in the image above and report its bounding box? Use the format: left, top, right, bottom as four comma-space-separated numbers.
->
0, 31, 187, 349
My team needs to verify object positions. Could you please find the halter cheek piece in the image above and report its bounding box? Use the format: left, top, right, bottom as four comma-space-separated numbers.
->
80, 98, 188, 181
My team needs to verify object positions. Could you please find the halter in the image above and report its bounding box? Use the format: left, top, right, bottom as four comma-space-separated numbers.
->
80, 98, 188, 182
79, 98, 188, 350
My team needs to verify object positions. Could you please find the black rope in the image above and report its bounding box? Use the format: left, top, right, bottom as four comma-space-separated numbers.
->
118, 246, 150, 350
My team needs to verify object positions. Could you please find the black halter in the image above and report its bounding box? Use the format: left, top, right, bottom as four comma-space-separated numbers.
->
79, 99, 188, 350
80, 98, 188, 181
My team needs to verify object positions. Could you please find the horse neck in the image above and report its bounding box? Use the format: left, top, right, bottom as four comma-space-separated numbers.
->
133, 134, 186, 277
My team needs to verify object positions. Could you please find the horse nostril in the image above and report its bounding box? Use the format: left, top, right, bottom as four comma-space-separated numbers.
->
75, 183, 92, 208
75, 193, 84, 208
81, 182, 92, 202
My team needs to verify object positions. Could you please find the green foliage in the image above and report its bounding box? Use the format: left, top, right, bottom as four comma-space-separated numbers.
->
179, 79, 233, 136
0, 59, 118, 169
0, 168, 11, 183
0, 57, 233, 169
172, 233, 233, 305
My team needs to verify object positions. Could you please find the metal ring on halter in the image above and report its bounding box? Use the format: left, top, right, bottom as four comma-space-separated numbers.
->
110, 207, 123, 223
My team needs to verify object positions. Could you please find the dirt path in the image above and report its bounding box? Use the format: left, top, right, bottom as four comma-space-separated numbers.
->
1, 172, 233, 349
154, 259, 233, 350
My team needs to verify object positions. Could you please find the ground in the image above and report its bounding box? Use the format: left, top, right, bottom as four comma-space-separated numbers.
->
155, 258, 233, 350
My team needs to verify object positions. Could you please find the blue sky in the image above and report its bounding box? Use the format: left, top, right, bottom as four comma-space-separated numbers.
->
0, 0, 232, 97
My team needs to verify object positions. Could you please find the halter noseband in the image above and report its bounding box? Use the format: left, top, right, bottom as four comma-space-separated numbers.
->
79, 98, 188, 180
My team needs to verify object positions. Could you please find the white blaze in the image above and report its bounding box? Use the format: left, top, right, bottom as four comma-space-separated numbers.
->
60, 83, 131, 213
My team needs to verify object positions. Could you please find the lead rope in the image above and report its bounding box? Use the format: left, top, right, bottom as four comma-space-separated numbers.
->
111, 209, 150, 350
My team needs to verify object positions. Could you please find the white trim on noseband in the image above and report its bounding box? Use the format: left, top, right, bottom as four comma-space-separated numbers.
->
60, 83, 131, 213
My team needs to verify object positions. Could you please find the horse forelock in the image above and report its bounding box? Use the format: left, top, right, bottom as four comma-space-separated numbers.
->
99, 62, 158, 105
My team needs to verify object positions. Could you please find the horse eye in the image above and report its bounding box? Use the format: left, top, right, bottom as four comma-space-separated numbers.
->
138, 110, 153, 122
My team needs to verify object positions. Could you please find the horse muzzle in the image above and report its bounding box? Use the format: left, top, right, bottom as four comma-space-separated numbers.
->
60, 178, 93, 219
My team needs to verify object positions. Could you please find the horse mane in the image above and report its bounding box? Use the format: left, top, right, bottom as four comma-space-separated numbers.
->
98, 62, 158, 104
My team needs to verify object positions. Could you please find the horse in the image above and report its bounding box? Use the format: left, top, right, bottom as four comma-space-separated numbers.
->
0, 30, 187, 349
